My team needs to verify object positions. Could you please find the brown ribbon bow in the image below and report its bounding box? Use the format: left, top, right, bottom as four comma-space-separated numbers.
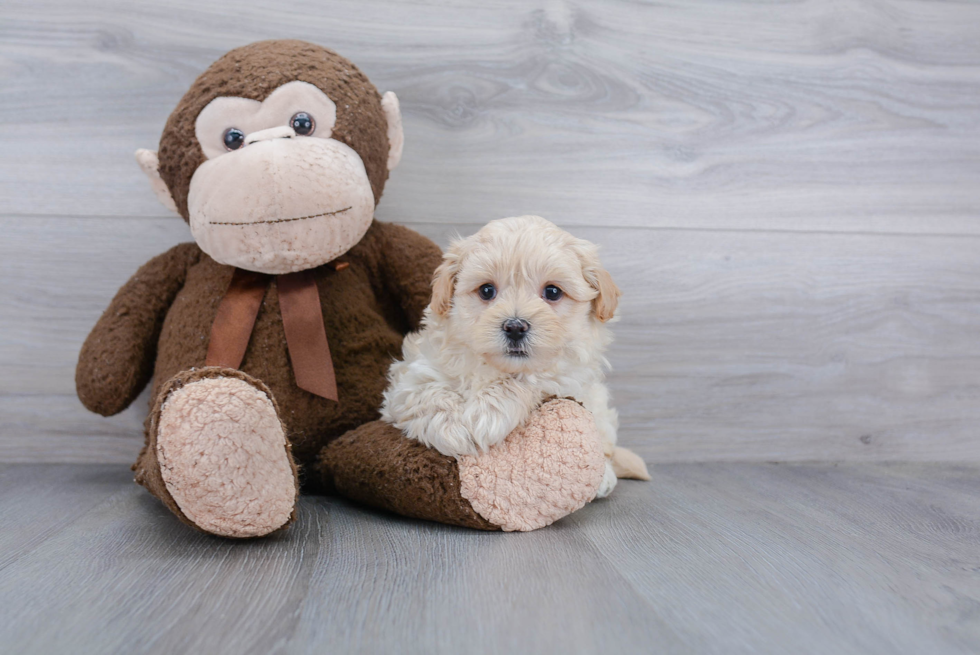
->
205, 268, 338, 401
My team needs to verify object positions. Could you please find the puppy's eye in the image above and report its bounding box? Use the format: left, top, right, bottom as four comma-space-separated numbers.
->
223, 128, 245, 151
543, 285, 564, 302
478, 283, 496, 301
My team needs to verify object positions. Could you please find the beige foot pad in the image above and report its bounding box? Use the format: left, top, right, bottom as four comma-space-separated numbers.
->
456, 399, 606, 532
156, 374, 297, 538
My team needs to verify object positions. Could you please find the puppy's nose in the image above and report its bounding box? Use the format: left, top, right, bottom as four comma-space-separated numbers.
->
502, 318, 530, 342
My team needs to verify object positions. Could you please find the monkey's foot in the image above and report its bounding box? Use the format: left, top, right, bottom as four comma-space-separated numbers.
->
456, 398, 606, 531
136, 368, 298, 538
318, 398, 605, 532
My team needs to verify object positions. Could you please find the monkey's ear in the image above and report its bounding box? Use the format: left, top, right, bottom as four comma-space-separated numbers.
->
381, 91, 404, 171
429, 240, 464, 316
135, 149, 179, 215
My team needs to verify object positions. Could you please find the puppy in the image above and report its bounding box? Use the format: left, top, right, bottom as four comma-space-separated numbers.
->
382, 215, 626, 497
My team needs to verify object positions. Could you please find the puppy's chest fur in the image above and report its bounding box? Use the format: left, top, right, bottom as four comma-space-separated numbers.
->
381, 325, 611, 456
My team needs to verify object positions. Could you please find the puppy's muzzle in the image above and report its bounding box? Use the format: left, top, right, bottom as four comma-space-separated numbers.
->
502, 318, 530, 343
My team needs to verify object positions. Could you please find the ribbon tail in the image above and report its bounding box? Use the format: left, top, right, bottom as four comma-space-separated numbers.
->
277, 270, 339, 402
206, 268, 270, 369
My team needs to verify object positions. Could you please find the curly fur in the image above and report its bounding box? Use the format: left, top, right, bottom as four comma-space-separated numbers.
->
381, 215, 623, 497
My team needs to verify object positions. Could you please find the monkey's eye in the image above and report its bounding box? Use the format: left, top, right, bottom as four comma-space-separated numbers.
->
543, 285, 564, 302
223, 128, 245, 151
478, 283, 496, 301
290, 112, 315, 136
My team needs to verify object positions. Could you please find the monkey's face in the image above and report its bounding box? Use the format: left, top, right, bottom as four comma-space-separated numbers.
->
138, 41, 405, 275
187, 81, 375, 274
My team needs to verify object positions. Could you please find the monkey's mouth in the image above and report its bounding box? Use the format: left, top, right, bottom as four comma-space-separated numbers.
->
209, 206, 351, 226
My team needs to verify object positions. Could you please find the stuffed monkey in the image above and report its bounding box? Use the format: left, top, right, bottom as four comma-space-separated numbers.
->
77, 40, 611, 537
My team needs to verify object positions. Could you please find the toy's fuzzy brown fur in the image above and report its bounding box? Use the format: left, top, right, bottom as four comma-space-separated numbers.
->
75, 40, 442, 505
77, 220, 442, 491
319, 398, 607, 532
319, 420, 500, 531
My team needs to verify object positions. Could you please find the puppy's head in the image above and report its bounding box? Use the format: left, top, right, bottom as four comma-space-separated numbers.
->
430, 215, 620, 374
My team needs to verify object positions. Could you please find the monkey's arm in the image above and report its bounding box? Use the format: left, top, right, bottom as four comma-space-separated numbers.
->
375, 221, 443, 331
76, 242, 202, 416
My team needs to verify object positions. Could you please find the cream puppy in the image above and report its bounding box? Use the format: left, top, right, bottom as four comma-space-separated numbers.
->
381, 215, 626, 497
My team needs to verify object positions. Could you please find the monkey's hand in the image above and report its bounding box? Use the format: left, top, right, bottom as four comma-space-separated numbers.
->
76, 242, 201, 416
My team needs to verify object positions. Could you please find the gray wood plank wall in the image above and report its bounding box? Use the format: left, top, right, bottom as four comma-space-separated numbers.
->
1, 0, 978, 464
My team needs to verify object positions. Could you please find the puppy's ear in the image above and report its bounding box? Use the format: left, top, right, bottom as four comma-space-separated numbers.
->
430, 241, 464, 316
590, 267, 620, 322
577, 244, 621, 322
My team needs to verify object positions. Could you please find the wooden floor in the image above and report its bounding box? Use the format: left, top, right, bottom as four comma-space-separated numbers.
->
0, 462, 977, 654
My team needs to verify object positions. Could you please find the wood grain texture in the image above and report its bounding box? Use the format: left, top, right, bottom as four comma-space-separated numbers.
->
1, 0, 979, 462
1, 463, 978, 654
0, 464, 131, 570
2, 0, 979, 233
3, 217, 979, 463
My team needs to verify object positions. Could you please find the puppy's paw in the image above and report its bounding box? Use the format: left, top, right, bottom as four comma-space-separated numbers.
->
595, 459, 618, 499
459, 403, 515, 453
413, 411, 481, 458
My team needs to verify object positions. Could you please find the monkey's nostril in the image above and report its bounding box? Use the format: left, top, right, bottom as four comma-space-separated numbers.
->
502, 318, 530, 342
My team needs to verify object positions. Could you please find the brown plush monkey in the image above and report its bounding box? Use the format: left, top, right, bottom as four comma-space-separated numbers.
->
77, 41, 607, 537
